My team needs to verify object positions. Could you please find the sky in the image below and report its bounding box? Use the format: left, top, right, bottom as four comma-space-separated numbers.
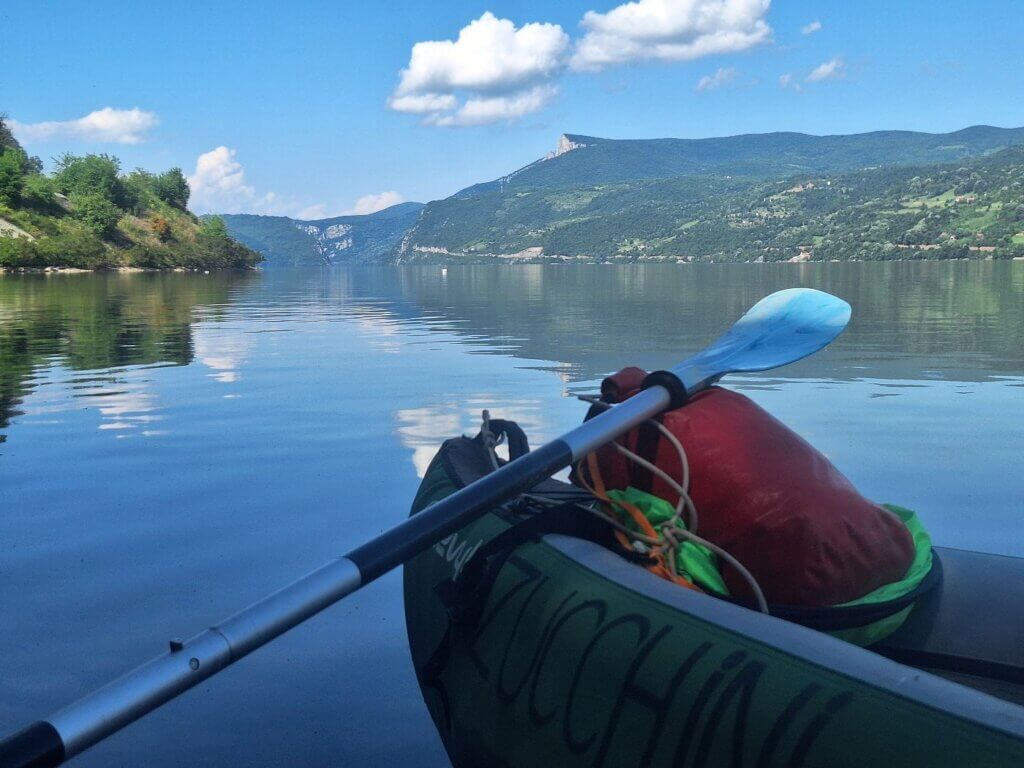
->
2, 0, 1022, 219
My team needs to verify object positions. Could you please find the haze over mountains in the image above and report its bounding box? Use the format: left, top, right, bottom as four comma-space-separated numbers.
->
219, 202, 423, 267
219, 125, 1024, 266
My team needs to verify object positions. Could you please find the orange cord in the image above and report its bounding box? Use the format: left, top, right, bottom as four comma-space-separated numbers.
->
579, 452, 700, 592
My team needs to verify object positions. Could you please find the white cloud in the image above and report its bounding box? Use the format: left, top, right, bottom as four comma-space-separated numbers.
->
388, 93, 459, 115
295, 203, 335, 220
296, 192, 407, 219
801, 20, 822, 35
779, 72, 800, 90
389, 11, 569, 126
9, 107, 158, 145
187, 146, 265, 214
806, 56, 845, 82
187, 148, 407, 218
696, 66, 738, 92
571, 0, 772, 71
346, 191, 407, 216
428, 84, 559, 127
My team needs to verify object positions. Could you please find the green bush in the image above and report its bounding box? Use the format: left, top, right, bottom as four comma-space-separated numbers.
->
69, 192, 123, 237
54, 153, 128, 208
121, 169, 156, 215
0, 149, 24, 206
0, 133, 256, 269
0, 234, 34, 266
39, 221, 110, 268
20, 174, 58, 212
0, 223, 109, 269
200, 216, 228, 238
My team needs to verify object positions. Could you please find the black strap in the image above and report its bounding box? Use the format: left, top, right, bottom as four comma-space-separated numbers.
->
474, 418, 530, 461
435, 500, 651, 630
727, 552, 945, 632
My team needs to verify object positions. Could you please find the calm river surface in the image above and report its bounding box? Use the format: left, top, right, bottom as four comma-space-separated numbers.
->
2, 262, 1022, 766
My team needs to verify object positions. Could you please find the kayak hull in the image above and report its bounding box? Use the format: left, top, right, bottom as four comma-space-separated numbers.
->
404, 434, 1024, 767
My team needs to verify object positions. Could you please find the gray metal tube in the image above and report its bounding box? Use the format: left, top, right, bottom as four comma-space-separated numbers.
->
562, 385, 671, 460
49, 557, 361, 759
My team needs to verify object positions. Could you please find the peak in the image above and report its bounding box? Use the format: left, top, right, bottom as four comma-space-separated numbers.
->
556, 134, 587, 155
544, 134, 592, 161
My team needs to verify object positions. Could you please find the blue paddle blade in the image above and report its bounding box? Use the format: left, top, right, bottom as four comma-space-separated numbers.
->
670, 288, 851, 392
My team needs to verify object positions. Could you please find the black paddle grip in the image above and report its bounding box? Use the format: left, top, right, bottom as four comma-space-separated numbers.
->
642, 370, 689, 409
0, 721, 65, 768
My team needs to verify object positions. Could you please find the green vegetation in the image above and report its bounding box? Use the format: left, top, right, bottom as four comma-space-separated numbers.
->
457, 126, 1024, 195
0, 116, 261, 270
402, 143, 1024, 263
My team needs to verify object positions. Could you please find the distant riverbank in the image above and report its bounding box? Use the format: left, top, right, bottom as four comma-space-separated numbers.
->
0, 264, 259, 274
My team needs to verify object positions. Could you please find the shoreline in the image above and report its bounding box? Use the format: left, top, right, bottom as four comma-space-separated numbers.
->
0, 265, 261, 275
3, 258, 1023, 274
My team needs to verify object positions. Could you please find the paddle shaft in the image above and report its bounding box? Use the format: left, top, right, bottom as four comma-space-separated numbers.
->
0, 385, 671, 768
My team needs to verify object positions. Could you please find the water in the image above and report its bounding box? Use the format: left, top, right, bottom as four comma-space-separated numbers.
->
1, 262, 1022, 766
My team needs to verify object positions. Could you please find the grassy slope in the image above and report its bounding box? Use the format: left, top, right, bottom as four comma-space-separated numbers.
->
401, 144, 1024, 263
0, 196, 261, 270
0, 126, 261, 270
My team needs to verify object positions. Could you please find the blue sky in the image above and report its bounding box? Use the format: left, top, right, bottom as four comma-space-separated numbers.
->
2, 1, 1022, 218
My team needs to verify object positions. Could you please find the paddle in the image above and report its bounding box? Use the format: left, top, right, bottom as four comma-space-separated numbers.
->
0, 287, 851, 768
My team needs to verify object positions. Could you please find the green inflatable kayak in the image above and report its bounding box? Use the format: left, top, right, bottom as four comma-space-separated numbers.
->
404, 424, 1024, 768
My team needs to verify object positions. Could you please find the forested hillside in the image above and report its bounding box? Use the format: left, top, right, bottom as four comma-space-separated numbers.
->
400, 142, 1024, 263
456, 126, 1024, 195
0, 116, 261, 270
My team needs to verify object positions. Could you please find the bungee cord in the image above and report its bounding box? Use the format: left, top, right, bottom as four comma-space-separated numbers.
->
479, 403, 768, 614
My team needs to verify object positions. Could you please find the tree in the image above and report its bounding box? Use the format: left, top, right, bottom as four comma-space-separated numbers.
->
0, 114, 20, 153
121, 169, 155, 215
70, 192, 123, 237
0, 149, 24, 205
20, 174, 58, 211
153, 168, 190, 209
54, 153, 127, 207
200, 216, 228, 238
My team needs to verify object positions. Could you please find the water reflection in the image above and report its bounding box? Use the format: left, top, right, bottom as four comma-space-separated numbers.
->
3, 261, 1023, 446
0, 272, 255, 442
361, 261, 1024, 383
396, 398, 548, 477
194, 324, 254, 383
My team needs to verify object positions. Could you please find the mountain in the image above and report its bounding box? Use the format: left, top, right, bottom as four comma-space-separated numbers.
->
456, 126, 1024, 195
219, 202, 424, 266
398, 127, 1024, 263
225, 125, 1024, 266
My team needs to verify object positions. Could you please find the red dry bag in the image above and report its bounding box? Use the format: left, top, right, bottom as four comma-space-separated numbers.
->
579, 368, 915, 607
